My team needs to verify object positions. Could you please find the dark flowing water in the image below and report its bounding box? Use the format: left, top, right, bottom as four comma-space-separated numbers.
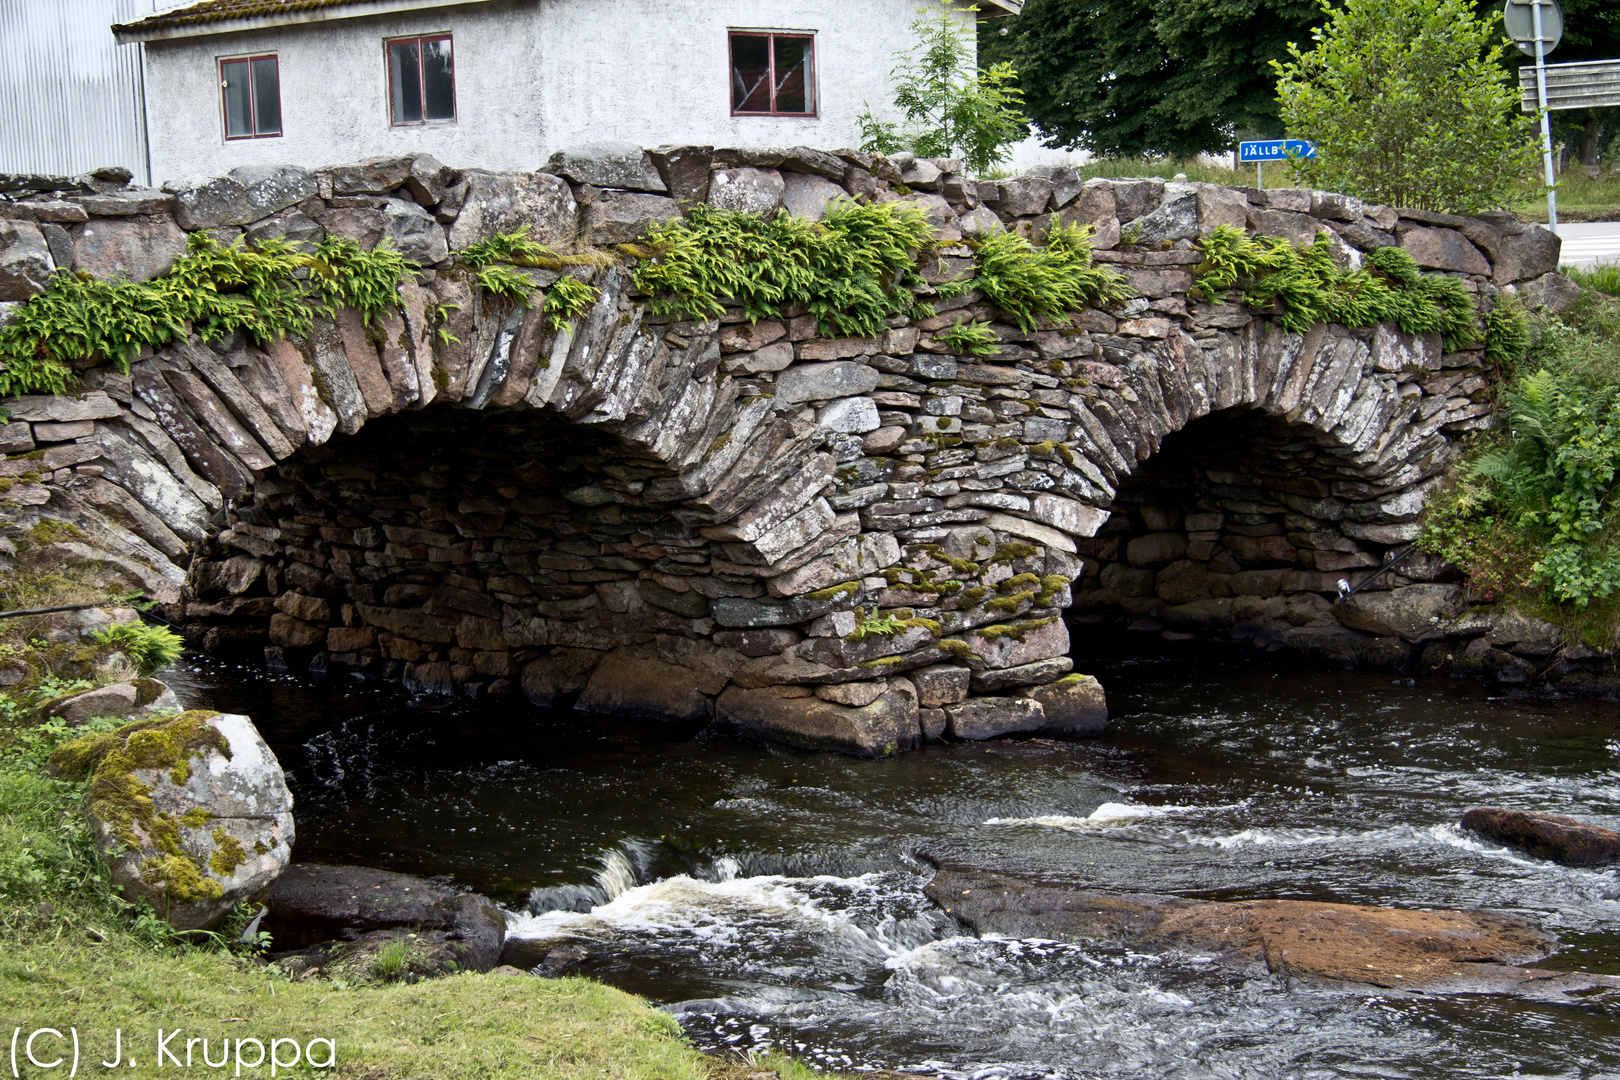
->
170, 641, 1620, 1079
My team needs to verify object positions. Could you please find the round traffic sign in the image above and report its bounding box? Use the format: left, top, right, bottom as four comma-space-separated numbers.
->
1504, 0, 1563, 57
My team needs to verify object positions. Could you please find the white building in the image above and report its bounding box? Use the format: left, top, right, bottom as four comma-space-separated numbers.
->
114, 0, 1018, 185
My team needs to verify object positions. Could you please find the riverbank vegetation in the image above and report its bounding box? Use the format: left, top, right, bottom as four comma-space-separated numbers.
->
0, 564, 821, 1080
1419, 270, 1620, 643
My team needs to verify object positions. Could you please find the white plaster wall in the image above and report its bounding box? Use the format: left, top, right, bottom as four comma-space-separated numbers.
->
142, 0, 974, 184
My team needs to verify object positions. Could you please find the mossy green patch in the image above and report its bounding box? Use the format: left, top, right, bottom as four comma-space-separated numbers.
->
974, 616, 1056, 643
1035, 573, 1072, 606
998, 573, 1041, 594
207, 827, 246, 876
29, 519, 83, 546
989, 542, 1038, 565
986, 591, 1033, 613
50, 711, 231, 906
803, 581, 860, 602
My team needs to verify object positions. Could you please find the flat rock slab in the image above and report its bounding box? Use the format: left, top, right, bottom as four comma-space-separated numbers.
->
924, 864, 1619, 997
264, 863, 505, 970
1461, 807, 1620, 867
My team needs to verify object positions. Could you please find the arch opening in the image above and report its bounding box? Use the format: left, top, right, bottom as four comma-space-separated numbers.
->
183, 404, 722, 700
1070, 404, 1459, 664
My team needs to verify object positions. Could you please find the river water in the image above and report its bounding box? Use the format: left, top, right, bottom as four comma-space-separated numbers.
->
173, 640, 1620, 1078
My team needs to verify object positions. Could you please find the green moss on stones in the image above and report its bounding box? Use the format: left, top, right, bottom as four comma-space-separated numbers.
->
998, 573, 1040, 594
986, 591, 1033, 613
989, 542, 1037, 565
208, 827, 247, 876
49, 711, 234, 906
1036, 574, 1072, 607
804, 581, 860, 602
30, 519, 83, 546
975, 616, 1055, 643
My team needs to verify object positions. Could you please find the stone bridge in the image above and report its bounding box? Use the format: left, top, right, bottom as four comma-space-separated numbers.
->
0, 145, 1564, 753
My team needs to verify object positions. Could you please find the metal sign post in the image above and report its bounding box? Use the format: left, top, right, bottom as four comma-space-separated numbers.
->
1505, 0, 1564, 233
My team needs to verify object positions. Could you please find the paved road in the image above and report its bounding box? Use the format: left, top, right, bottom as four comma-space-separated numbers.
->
1552, 221, 1620, 269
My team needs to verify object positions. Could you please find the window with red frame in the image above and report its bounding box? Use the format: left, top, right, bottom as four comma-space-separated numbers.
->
730, 32, 815, 116
387, 34, 455, 125
220, 54, 281, 139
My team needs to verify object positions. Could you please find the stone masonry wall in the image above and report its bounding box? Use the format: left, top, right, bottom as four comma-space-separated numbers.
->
0, 143, 1573, 753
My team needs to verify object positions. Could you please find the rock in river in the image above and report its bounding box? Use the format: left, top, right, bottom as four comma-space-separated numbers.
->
924, 862, 1620, 997
1461, 807, 1620, 867
264, 863, 506, 973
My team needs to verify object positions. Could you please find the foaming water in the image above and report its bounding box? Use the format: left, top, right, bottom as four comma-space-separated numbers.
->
173, 646, 1620, 1078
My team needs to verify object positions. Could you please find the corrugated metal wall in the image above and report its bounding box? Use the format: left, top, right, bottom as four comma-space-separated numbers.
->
0, 0, 153, 183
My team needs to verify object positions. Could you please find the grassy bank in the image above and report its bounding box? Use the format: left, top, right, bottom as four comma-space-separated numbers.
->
0, 553, 822, 1080
0, 708, 726, 1080
1417, 271, 1620, 645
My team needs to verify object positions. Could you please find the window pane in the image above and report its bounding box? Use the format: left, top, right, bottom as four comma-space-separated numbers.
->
774, 37, 812, 114
222, 59, 251, 137
730, 34, 771, 112
422, 38, 454, 120
250, 56, 280, 134
389, 40, 422, 124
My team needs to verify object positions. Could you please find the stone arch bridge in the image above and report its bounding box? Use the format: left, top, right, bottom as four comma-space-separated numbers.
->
0, 146, 1563, 753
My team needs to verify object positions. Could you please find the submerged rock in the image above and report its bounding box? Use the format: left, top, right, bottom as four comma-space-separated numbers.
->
263, 863, 505, 972
1461, 807, 1620, 868
48, 711, 294, 931
924, 863, 1618, 997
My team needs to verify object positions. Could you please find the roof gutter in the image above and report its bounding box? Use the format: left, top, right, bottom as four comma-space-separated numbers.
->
113, 0, 503, 44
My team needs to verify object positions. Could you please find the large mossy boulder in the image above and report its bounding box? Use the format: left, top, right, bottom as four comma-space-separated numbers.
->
49, 711, 294, 930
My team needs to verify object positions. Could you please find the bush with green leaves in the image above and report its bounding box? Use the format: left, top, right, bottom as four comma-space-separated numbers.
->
858, 1, 1028, 175
0, 233, 419, 397
1194, 225, 1478, 345
1272, 0, 1542, 213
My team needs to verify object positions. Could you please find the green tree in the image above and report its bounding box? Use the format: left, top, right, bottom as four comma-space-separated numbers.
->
979, 0, 1321, 158
1273, 0, 1543, 213
859, 3, 1029, 174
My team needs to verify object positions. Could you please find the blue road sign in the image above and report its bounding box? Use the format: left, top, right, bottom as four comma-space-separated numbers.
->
1239, 139, 1317, 162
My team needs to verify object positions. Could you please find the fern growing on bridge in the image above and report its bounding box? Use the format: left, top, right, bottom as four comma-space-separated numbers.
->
631, 201, 936, 338
1194, 225, 1479, 348
0, 234, 419, 397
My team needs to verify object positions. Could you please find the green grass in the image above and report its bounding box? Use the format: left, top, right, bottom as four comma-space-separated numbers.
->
1072, 155, 1279, 187
1520, 169, 1620, 223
